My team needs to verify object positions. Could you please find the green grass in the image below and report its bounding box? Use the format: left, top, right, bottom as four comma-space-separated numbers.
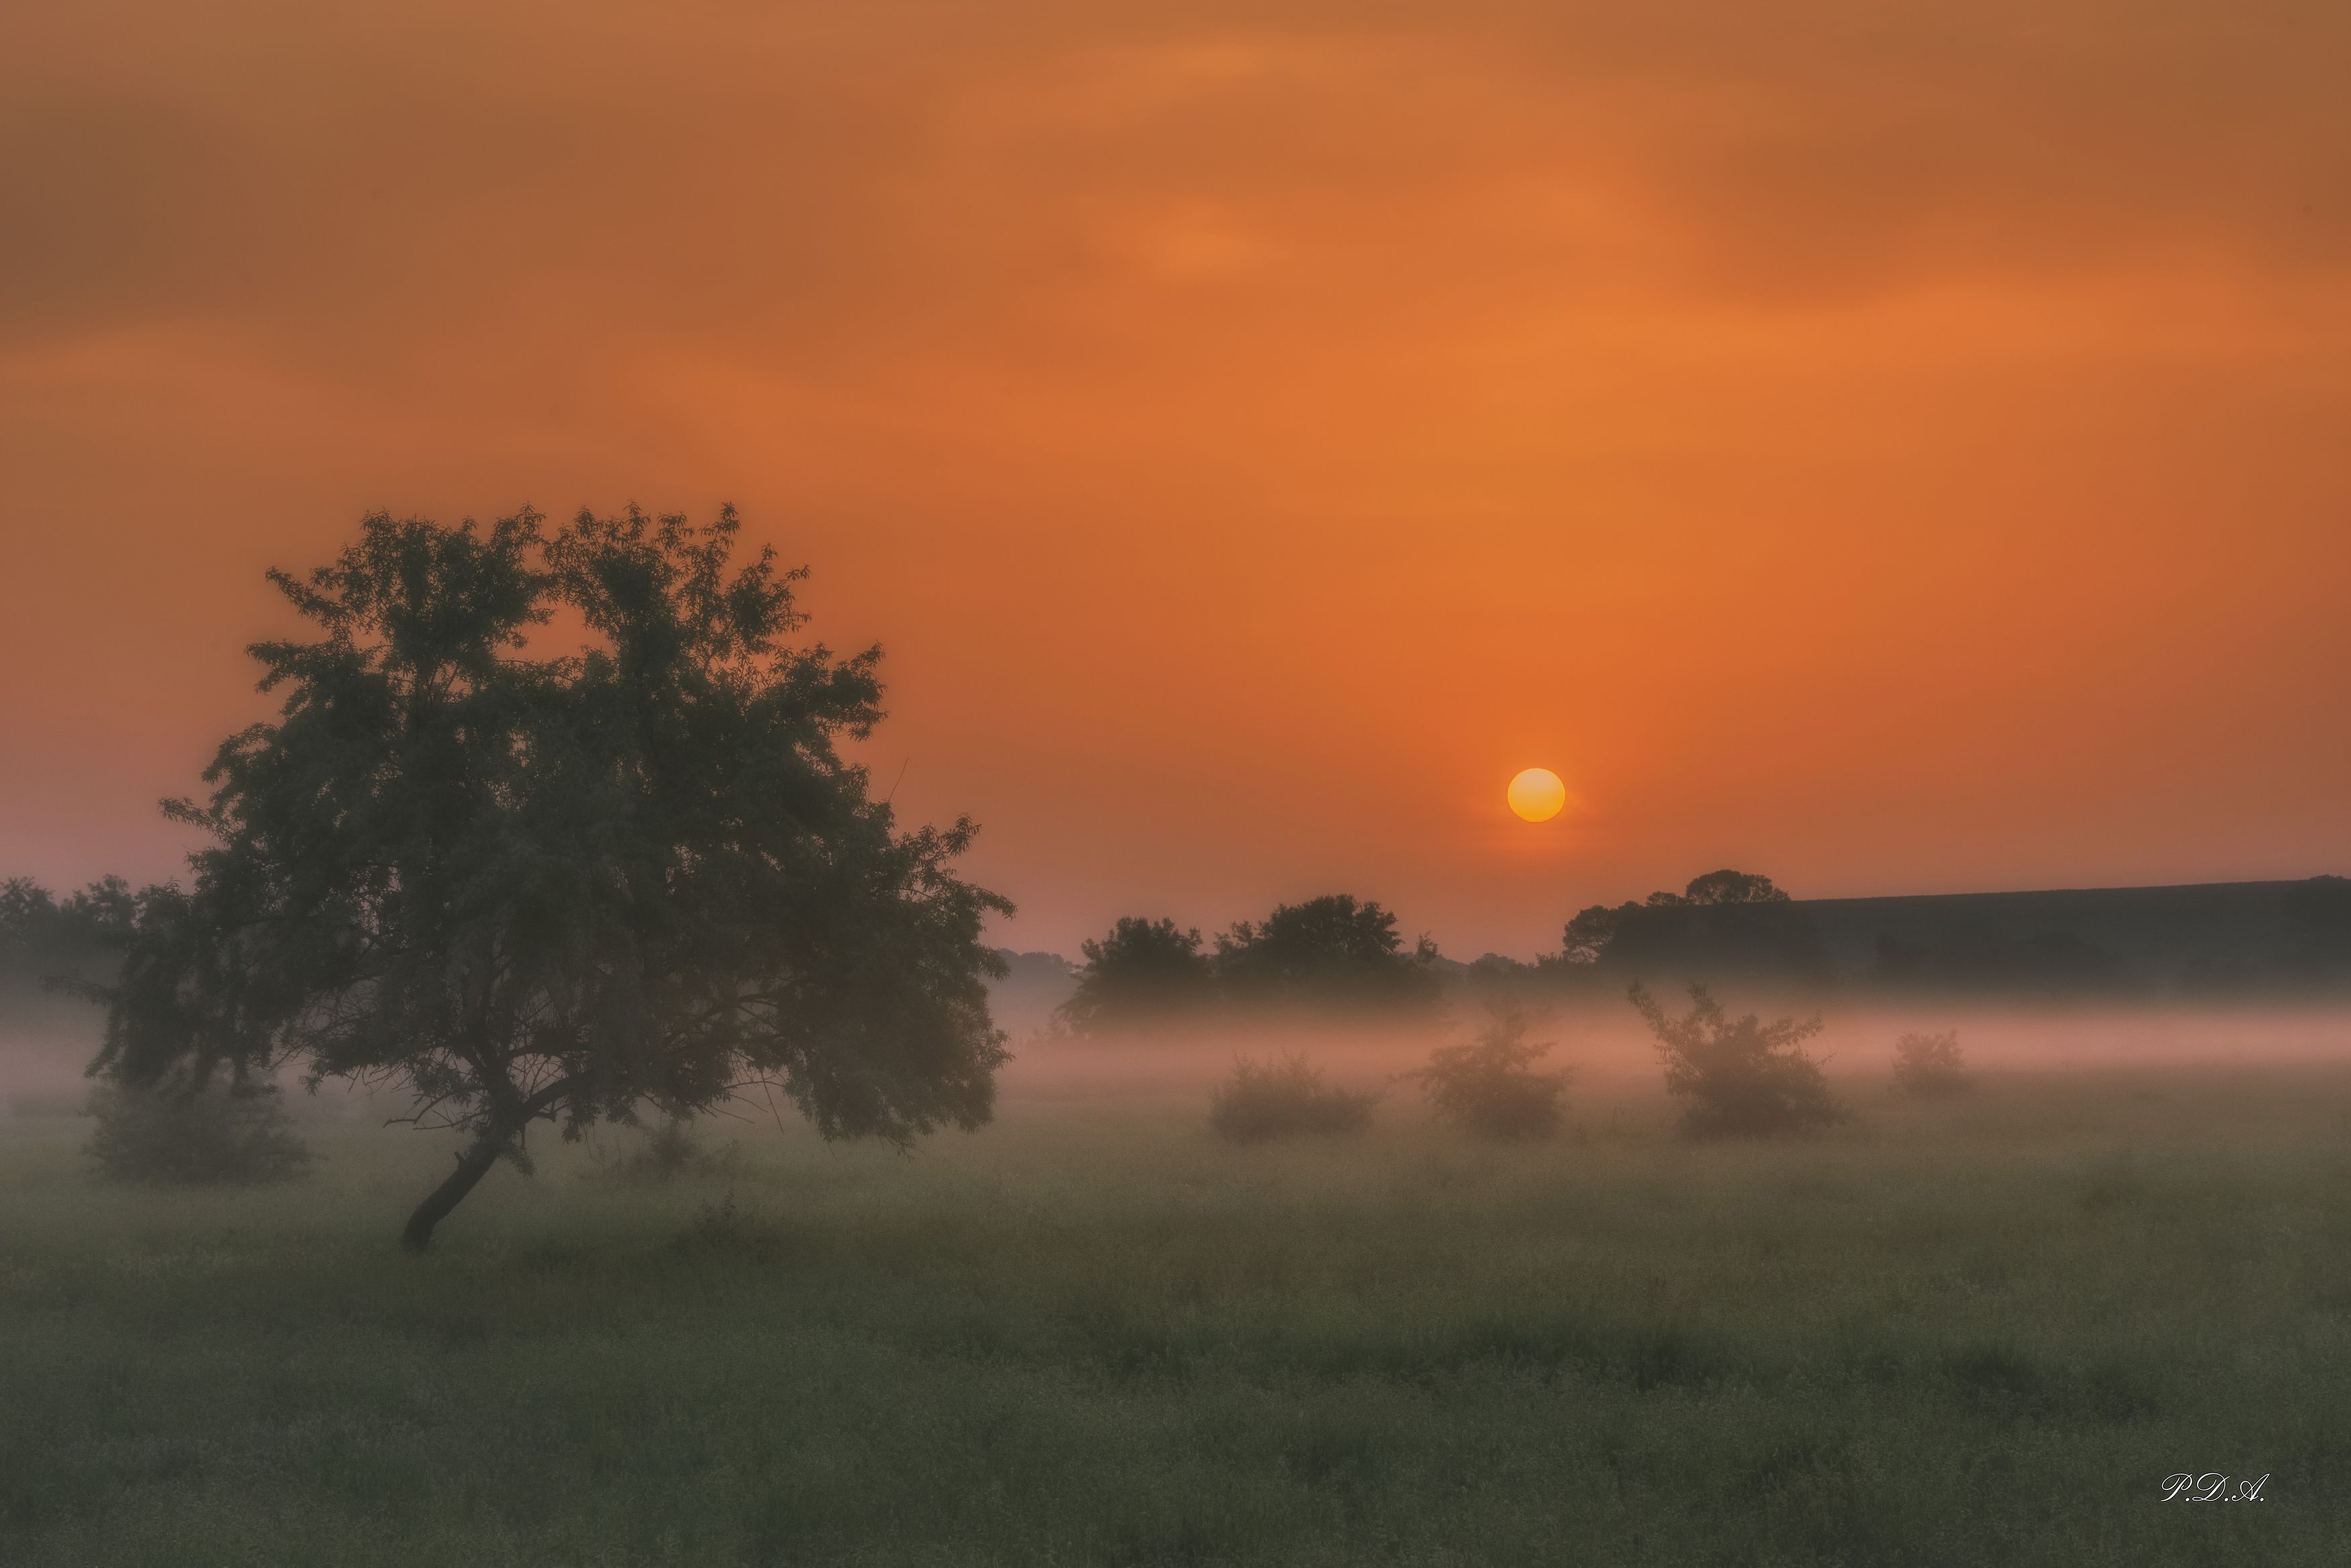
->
3, 1066, 2349, 1565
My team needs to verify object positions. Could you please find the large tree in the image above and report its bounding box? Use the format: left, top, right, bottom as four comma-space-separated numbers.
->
95, 506, 1011, 1249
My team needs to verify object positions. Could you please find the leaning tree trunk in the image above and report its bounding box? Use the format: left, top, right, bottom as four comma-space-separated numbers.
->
401, 1121, 515, 1252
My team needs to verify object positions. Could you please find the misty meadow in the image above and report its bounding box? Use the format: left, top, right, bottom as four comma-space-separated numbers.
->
0, 509, 2345, 1566
8, 0, 2351, 1561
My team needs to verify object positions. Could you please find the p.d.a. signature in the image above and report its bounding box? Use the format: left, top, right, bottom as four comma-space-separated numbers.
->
2160, 1473, 2267, 1502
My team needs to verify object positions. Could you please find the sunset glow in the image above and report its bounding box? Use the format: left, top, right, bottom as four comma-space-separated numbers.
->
1, 0, 2347, 958
5, 9, 2351, 1559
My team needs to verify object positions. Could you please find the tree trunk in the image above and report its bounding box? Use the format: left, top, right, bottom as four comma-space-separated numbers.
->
400, 1122, 514, 1252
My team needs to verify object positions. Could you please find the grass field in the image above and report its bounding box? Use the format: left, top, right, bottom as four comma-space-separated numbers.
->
3, 1062, 2348, 1566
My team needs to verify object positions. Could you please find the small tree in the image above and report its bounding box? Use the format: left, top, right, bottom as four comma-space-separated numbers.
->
1056, 917, 1216, 1035
85, 1080, 316, 1185
1892, 1029, 1971, 1097
94, 506, 1010, 1249
1207, 1056, 1379, 1142
1629, 984, 1843, 1138
1405, 1011, 1572, 1140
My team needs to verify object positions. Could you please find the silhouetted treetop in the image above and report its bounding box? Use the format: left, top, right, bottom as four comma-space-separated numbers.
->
1679, 870, 1791, 907
1056, 917, 1216, 1035
1214, 894, 1442, 1012
1558, 870, 1793, 967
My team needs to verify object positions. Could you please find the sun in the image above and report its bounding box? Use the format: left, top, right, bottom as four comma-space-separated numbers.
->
1507, 767, 1568, 823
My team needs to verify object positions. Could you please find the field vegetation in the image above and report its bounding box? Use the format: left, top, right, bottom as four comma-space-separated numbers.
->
1206, 1056, 1380, 1143
1402, 1013, 1572, 1140
82, 1080, 316, 1186
3, 1060, 2347, 1566
1895, 1030, 1976, 1099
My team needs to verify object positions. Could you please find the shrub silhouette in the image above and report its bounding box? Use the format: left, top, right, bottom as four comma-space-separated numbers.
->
1405, 1012, 1572, 1140
1892, 1029, 1972, 1097
1629, 984, 1844, 1138
1208, 1055, 1379, 1142
84, 1080, 316, 1185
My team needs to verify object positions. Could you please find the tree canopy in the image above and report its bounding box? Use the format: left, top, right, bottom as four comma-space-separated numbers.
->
95, 506, 1010, 1248
1055, 894, 1445, 1033
1558, 870, 1792, 967
1056, 917, 1215, 1034
1213, 894, 1442, 1013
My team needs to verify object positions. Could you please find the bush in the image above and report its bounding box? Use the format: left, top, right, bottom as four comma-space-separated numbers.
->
1208, 1055, 1379, 1142
1630, 984, 1845, 1139
1892, 1029, 1971, 1097
1405, 1012, 1572, 1140
84, 1079, 316, 1185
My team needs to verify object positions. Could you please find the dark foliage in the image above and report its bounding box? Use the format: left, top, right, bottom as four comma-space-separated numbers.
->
1630, 983, 1845, 1138
92, 506, 1010, 1248
1207, 1055, 1380, 1142
0, 876, 136, 952
1560, 902, 1630, 965
2283, 875, 2351, 979
1892, 1030, 1972, 1097
1405, 1012, 1572, 1140
1558, 870, 1790, 966
1057, 917, 1216, 1035
84, 1080, 316, 1185
1874, 929, 2123, 995
1, 876, 137, 1015
1213, 894, 1443, 1013
1678, 870, 1793, 907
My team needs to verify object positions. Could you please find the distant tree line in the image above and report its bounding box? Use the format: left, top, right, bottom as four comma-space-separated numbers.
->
1473, 870, 2351, 1002
1446, 870, 1819, 1002
1047, 864, 2351, 1035
1558, 869, 1793, 964
1057, 894, 1441, 1034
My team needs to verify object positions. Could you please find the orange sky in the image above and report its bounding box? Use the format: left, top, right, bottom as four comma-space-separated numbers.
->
4, 0, 2349, 957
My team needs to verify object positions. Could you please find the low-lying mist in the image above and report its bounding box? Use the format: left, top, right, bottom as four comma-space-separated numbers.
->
989, 999, 2351, 1109
12, 980, 2351, 1127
